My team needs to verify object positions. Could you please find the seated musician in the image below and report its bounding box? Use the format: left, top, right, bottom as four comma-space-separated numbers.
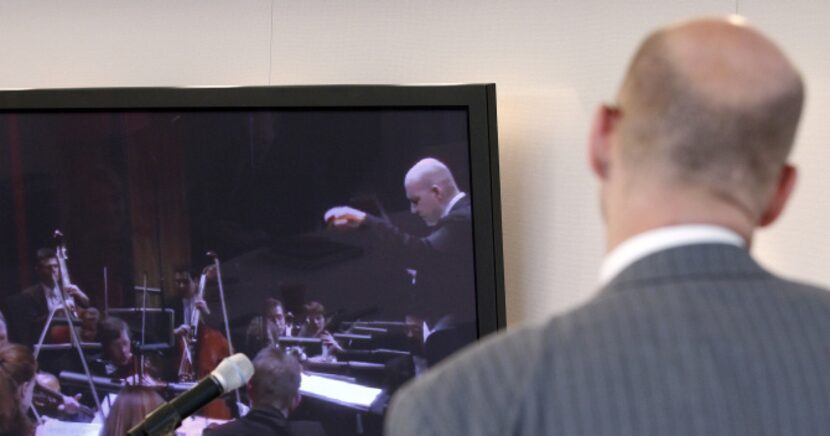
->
204, 347, 325, 436
77, 307, 100, 343
32, 371, 89, 422
0, 343, 38, 436
91, 316, 133, 378
5, 248, 90, 346
298, 302, 343, 359
100, 385, 164, 436
171, 266, 211, 338
0, 314, 85, 421
244, 298, 288, 356
90, 316, 160, 384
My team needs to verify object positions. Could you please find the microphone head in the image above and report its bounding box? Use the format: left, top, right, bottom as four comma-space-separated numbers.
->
210, 353, 254, 393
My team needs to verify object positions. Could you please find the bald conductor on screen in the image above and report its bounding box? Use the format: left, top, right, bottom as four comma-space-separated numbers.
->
325, 158, 474, 324
385, 17, 830, 436
325, 158, 466, 230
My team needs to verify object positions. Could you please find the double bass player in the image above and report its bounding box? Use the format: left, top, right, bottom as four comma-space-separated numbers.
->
5, 247, 90, 347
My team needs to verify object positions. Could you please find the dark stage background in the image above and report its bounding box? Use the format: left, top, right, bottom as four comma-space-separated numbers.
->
0, 109, 476, 334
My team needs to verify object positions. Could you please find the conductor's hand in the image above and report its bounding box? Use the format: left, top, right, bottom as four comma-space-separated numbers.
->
324, 206, 367, 230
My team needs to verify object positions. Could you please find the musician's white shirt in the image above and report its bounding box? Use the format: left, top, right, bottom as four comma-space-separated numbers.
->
182, 296, 196, 326
42, 282, 69, 313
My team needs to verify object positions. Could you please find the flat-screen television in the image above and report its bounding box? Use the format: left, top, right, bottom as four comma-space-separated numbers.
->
0, 85, 504, 435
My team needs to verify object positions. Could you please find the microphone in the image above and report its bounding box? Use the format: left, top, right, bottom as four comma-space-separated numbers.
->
127, 353, 254, 436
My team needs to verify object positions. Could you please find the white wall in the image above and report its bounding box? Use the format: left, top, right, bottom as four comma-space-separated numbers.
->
2, 0, 828, 326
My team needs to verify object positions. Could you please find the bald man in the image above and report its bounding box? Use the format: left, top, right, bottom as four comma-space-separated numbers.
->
385, 17, 830, 436
325, 158, 475, 327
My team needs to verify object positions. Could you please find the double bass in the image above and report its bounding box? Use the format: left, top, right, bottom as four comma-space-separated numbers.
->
175, 258, 232, 419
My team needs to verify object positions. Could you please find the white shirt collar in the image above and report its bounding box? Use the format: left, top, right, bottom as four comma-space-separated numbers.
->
442, 192, 466, 218
598, 224, 746, 287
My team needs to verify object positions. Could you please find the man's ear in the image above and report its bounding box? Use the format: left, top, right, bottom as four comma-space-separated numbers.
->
758, 163, 797, 227
589, 104, 620, 180
430, 185, 442, 199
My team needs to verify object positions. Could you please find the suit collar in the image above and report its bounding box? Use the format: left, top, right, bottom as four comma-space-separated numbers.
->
245, 406, 289, 428
442, 192, 467, 218
599, 225, 745, 286
602, 243, 768, 292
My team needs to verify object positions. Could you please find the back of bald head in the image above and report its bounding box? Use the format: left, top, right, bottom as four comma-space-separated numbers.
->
616, 17, 804, 215
405, 158, 459, 193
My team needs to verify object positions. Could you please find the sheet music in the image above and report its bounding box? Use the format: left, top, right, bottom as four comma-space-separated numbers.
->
36, 418, 102, 436
175, 416, 229, 435
300, 373, 383, 410
91, 393, 118, 424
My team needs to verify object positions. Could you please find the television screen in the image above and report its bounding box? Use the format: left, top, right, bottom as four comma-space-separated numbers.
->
0, 85, 504, 435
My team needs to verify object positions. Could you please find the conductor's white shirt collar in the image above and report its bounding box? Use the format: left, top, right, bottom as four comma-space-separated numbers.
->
442, 192, 466, 218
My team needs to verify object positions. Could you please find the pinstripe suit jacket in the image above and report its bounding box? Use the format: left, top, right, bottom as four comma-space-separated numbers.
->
385, 243, 830, 435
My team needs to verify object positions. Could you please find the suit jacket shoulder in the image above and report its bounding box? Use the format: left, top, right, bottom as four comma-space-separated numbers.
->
387, 244, 830, 436
386, 323, 548, 436
203, 408, 291, 436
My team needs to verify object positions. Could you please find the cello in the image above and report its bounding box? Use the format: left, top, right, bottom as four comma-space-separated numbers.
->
175, 256, 232, 419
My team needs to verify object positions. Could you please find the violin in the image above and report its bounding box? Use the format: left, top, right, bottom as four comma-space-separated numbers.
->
109, 353, 165, 387
33, 372, 95, 419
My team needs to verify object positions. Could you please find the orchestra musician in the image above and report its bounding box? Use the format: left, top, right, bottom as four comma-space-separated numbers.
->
244, 298, 288, 356
0, 343, 37, 436
32, 371, 90, 422
171, 266, 211, 339
5, 248, 90, 346
170, 263, 233, 418
90, 317, 159, 384
77, 307, 100, 343
0, 312, 85, 421
99, 385, 164, 436
298, 301, 343, 359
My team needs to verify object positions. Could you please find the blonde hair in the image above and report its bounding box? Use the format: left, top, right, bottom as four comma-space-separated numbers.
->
100, 385, 164, 436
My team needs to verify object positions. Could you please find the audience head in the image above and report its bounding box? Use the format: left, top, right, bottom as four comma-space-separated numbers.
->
248, 346, 302, 415
98, 317, 132, 366
404, 158, 460, 226
100, 385, 164, 436
589, 16, 804, 249
0, 343, 37, 435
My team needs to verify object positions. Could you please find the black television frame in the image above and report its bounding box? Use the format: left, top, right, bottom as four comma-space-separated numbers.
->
0, 84, 506, 338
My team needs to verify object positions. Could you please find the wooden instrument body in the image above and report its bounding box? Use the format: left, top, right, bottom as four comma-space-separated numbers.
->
175, 272, 232, 419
